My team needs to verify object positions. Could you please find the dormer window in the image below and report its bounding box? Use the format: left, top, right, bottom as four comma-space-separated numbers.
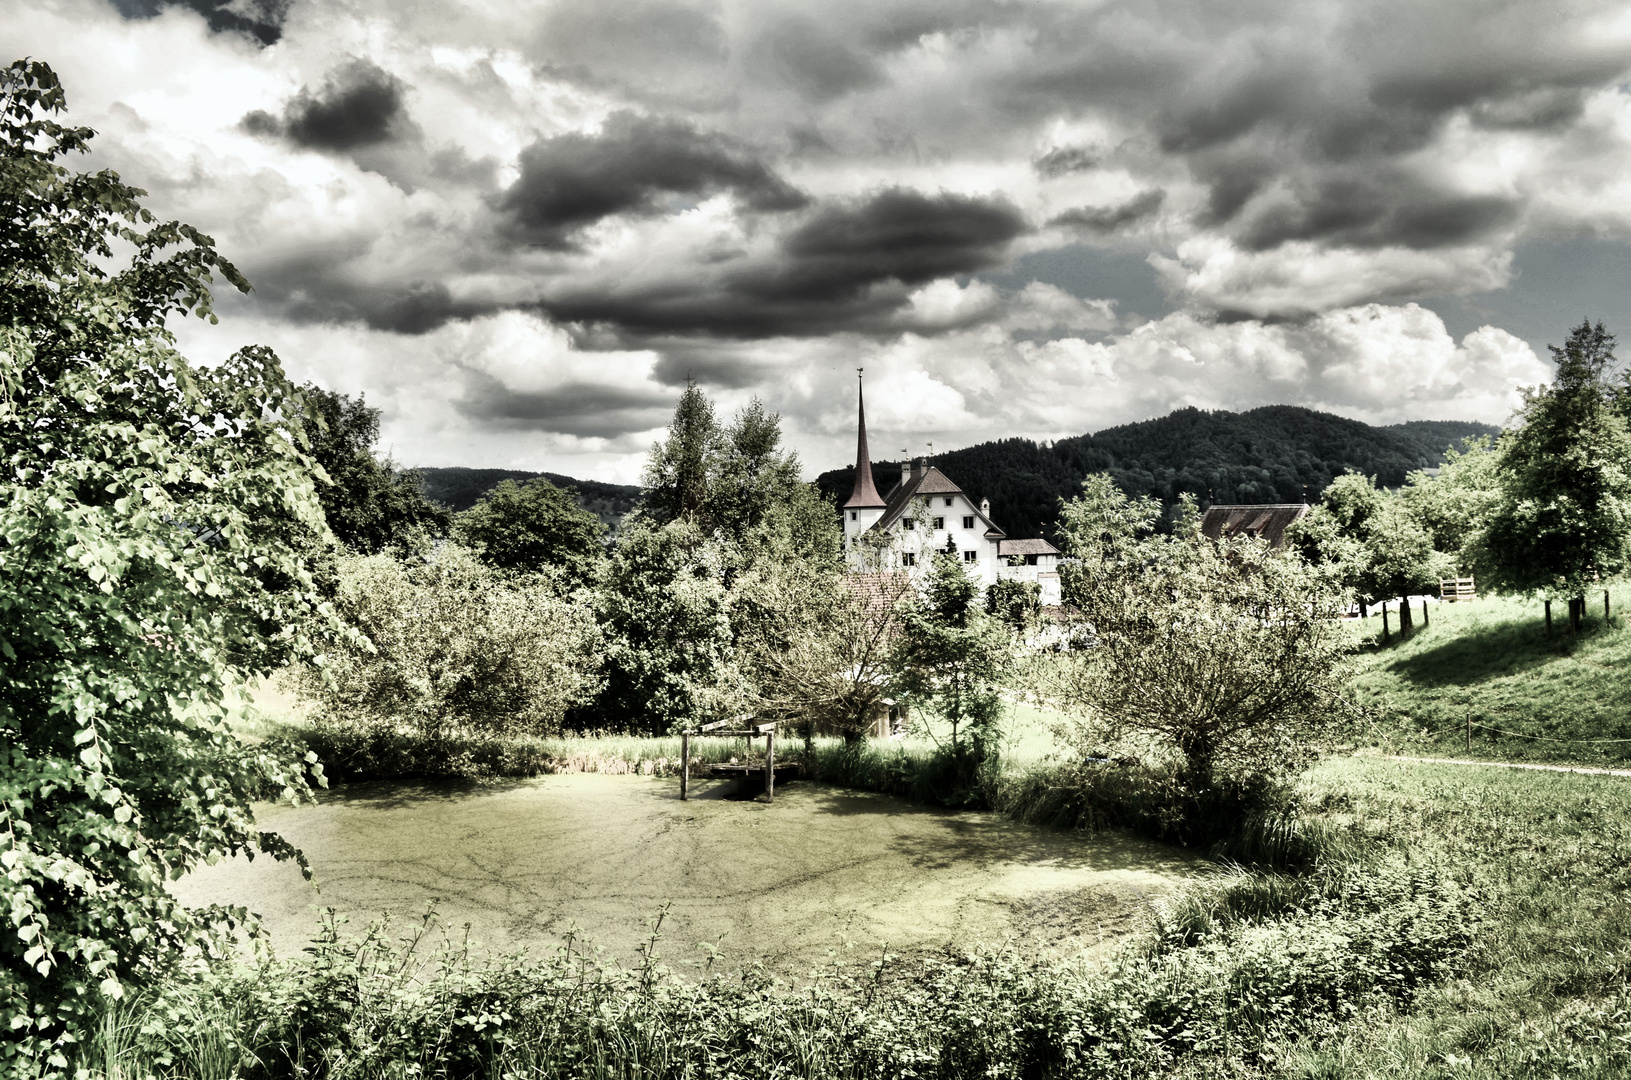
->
962, 515, 974, 529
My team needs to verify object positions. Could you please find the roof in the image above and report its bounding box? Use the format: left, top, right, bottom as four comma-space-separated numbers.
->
870, 463, 1006, 539
842, 572, 915, 614
843, 379, 887, 510
1199, 503, 1310, 548
998, 538, 1061, 557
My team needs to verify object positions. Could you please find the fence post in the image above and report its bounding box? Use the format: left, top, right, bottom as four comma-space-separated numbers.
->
1466, 714, 1472, 754
1545, 600, 1552, 637
680, 731, 690, 801
1422, 599, 1429, 628
1607, 590, 1612, 622
1382, 607, 1390, 643
765, 729, 775, 804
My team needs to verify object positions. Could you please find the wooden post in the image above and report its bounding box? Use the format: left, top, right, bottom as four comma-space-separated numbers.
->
764, 729, 775, 803
1466, 714, 1472, 754
1545, 600, 1552, 637
1422, 599, 1429, 628
1381, 606, 1390, 643
1607, 590, 1612, 622
680, 731, 690, 801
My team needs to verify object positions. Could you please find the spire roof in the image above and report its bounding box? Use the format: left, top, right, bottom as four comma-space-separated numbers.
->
844, 373, 887, 509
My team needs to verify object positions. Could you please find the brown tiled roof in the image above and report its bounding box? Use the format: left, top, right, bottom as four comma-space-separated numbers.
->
1199, 504, 1310, 548
842, 572, 915, 614
998, 538, 1061, 557
871, 463, 1006, 538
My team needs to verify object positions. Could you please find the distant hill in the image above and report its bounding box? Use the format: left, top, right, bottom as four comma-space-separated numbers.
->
414, 467, 642, 529
815, 406, 1502, 541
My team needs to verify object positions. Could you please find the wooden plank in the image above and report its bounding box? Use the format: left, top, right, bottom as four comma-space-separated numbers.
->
755, 721, 779, 733
699, 718, 735, 732
680, 731, 690, 801
765, 729, 775, 804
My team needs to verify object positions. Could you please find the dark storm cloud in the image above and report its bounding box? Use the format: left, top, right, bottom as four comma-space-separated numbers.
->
1236, 177, 1519, 252
457, 372, 673, 438
108, 0, 288, 46
1050, 190, 1165, 234
250, 258, 499, 334
537, 188, 1030, 337
1033, 146, 1100, 178
497, 112, 809, 249
242, 60, 414, 152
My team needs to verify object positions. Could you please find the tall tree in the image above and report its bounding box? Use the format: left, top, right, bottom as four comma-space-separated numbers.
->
641, 381, 719, 526
300, 384, 449, 553
1475, 320, 1631, 630
454, 477, 605, 588
1299, 473, 1448, 631
0, 61, 329, 1076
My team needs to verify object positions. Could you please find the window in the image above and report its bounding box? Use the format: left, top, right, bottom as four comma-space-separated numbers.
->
903, 517, 916, 530
944, 497, 954, 507
1025, 554, 1038, 565
849, 511, 857, 521
901, 552, 916, 567
962, 515, 974, 529
962, 550, 977, 563
932, 516, 945, 529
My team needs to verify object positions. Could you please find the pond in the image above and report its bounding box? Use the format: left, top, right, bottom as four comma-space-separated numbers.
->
174, 773, 1199, 972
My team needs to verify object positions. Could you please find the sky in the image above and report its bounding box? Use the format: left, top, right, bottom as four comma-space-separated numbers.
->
6, 0, 1631, 483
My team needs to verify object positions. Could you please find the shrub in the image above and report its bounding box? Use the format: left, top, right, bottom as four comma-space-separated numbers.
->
303, 545, 602, 745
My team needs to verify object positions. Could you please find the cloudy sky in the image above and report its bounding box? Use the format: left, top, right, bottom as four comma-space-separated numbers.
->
7, 0, 1631, 481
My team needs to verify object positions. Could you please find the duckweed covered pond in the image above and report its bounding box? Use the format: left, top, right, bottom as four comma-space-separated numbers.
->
175, 772, 1199, 971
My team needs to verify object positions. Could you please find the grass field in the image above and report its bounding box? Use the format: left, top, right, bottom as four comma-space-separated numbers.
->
1279, 755, 1631, 1078
1349, 589, 1631, 765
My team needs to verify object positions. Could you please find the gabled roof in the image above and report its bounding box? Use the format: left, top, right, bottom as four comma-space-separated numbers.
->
1199, 503, 1310, 548
870, 464, 1006, 539
998, 538, 1061, 557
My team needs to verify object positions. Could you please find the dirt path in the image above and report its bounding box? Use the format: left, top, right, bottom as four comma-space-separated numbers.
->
175, 774, 1198, 972
1387, 755, 1631, 778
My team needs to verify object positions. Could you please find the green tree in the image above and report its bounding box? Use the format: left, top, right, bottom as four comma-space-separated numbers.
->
454, 477, 605, 587
1400, 436, 1502, 570
1049, 522, 1353, 822
0, 61, 328, 1076
890, 553, 1011, 764
985, 577, 1042, 633
304, 544, 602, 745
300, 384, 449, 553
641, 381, 719, 526
1298, 473, 1449, 630
1475, 320, 1631, 630
1054, 472, 1161, 612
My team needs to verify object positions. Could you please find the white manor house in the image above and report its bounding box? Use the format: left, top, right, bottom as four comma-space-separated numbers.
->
839, 376, 1062, 606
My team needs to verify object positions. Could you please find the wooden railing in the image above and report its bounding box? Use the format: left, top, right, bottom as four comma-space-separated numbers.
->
1440, 576, 1476, 602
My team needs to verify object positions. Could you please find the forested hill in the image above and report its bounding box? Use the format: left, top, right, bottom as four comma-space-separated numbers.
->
414, 467, 641, 528
815, 406, 1500, 540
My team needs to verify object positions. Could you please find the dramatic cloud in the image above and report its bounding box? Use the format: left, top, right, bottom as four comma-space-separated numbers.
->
498, 112, 807, 249
9, 0, 1631, 479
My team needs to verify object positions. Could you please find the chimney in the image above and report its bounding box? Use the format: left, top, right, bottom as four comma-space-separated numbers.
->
842, 371, 886, 510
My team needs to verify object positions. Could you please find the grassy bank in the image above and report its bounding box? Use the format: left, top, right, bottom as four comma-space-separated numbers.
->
1349, 589, 1631, 765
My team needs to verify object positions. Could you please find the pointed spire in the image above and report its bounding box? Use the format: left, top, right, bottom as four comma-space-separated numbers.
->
844, 369, 886, 509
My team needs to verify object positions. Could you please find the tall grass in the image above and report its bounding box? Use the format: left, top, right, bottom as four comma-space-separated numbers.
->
80, 855, 1478, 1080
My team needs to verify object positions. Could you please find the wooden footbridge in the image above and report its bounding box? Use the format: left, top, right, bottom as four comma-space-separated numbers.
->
679, 716, 800, 802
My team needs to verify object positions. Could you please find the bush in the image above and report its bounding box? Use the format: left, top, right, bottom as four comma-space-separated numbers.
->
92, 859, 1480, 1079
302, 545, 602, 746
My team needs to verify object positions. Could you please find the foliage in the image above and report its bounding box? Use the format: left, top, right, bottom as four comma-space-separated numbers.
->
453, 477, 604, 587
87, 855, 1478, 1080
1399, 435, 1501, 569
985, 576, 1042, 633
890, 553, 1011, 765
739, 563, 910, 741
1475, 320, 1631, 607
1295, 473, 1450, 626
593, 389, 840, 731
816, 406, 1497, 541
301, 544, 602, 744
593, 518, 736, 733
1051, 478, 1355, 803
0, 59, 329, 1077
299, 384, 449, 554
